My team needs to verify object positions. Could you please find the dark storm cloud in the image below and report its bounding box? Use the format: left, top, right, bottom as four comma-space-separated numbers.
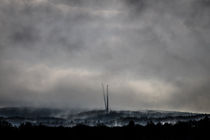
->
0, 0, 210, 113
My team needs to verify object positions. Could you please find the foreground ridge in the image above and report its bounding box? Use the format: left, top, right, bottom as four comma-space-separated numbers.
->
0, 116, 210, 140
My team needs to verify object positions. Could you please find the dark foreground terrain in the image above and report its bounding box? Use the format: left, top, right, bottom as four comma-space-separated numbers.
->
0, 116, 210, 140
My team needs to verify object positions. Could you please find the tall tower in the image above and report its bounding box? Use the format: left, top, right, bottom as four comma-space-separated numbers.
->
101, 83, 110, 113
101, 83, 107, 111
106, 84, 109, 113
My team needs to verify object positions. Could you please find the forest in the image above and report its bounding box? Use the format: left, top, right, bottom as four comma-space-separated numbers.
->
0, 115, 209, 140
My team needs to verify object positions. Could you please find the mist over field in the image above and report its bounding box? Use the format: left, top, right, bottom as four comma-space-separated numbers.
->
0, 0, 210, 113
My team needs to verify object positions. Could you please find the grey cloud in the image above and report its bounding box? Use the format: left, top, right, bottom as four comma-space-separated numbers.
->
0, 0, 210, 113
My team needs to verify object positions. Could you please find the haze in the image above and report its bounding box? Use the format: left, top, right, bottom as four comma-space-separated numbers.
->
0, 0, 210, 113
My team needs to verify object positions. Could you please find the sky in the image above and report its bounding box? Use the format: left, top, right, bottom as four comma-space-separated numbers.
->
0, 0, 210, 113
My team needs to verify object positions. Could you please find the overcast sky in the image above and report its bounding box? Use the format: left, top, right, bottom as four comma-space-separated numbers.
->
0, 0, 210, 113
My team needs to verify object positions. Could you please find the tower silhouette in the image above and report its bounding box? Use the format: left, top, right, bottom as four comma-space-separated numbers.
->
101, 83, 110, 113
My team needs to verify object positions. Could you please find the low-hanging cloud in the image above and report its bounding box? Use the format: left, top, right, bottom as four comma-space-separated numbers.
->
0, 0, 210, 113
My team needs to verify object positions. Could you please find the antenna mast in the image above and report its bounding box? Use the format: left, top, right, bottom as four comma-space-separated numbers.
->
101, 83, 107, 111
106, 84, 109, 113
101, 83, 110, 113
